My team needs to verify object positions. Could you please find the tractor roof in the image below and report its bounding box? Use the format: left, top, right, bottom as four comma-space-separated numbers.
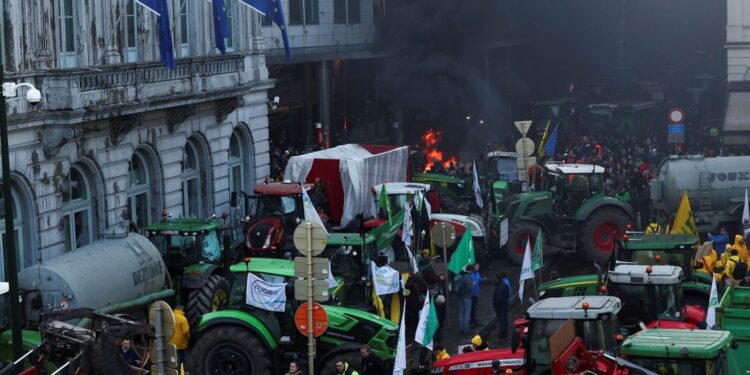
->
230, 257, 294, 277
527, 296, 621, 320
253, 182, 312, 196
412, 173, 466, 185
373, 182, 431, 196
620, 329, 732, 359
326, 232, 376, 246
545, 163, 605, 174
487, 151, 519, 159
622, 233, 698, 251
608, 264, 683, 285
145, 218, 224, 234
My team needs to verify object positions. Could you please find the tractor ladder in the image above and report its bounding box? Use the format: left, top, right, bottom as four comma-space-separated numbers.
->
698, 172, 712, 211
560, 218, 577, 254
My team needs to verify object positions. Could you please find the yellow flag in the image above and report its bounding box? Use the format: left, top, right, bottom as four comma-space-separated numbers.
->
372, 287, 385, 318
390, 294, 401, 325
538, 121, 552, 158
670, 192, 699, 240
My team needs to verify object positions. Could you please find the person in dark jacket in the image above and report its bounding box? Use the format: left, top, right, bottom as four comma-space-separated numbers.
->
493, 272, 511, 339
454, 266, 474, 334
359, 345, 387, 375
405, 273, 429, 342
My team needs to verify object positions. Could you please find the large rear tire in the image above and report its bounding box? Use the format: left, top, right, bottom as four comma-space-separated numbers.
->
188, 325, 273, 375
578, 207, 631, 264
506, 221, 542, 265
186, 274, 230, 329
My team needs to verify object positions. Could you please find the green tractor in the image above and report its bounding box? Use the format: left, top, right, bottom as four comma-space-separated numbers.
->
620, 329, 736, 374
188, 259, 398, 374
145, 217, 234, 328
500, 162, 633, 264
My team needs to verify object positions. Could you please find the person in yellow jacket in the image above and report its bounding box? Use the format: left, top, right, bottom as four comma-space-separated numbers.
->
433, 345, 450, 361
695, 245, 718, 276
732, 234, 749, 262
645, 220, 661, 235
712, 245, 733, 282
170, 305, 190, 371
722, 249, 745, 287
470, 335, 489, 351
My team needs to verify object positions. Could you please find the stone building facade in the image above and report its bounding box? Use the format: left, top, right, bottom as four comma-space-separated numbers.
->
0, 0, 272, 278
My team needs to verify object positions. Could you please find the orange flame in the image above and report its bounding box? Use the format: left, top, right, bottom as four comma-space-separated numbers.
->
420, 128, 459, 172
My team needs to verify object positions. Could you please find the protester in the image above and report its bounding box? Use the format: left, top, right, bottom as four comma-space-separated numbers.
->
453, 265, 475, 334
359, 344, 387, 374
433, 345, 450, 361
470, 335, 489, 351
170, 305, 190, 371
335, 359, 360, 375
405, 273, 428, 342
645, 219, 661, 235
493, 273, 511, 339
433, 295, 447, 342
285, 361, 303, 375
732, 234, 748, 262
120, 338, 140, 367
469, 263, 486, 327
709, 227, 730, 256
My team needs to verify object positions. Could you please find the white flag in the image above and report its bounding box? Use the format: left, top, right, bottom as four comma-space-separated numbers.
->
393, 301, 407, 375
402, 201, 413, 246
302, 187, 329, 236
518, 237, 534, 302
245, 272, 287, 312
327, 261, 339, 289
705, 277, 718, 329
405, 244, 419, 274
414, 190, 432, 220
473, 160, 483, 209
743, 189, 750, 240
414, 293, 439, 350
371, 261, 401, 296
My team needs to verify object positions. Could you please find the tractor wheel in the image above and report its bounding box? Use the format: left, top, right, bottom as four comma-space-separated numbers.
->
186, 274, 230, 329
506, 221, 541, 265
319, 350, 361, 374
189, 325, 273, 375
579, 207, 631, 263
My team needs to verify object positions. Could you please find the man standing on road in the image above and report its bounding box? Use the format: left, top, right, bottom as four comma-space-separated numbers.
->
470, 263, 485, 327
170, 305, 190, 371
335, 359, 360, 375
493, 272, 511, 339
454, 265, 474, 334
359, 344, 387, 375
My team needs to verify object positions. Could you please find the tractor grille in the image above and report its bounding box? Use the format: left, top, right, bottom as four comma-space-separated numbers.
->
249, 224, 272, 248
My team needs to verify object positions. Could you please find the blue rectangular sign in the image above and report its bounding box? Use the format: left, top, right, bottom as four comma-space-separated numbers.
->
668, 124, 685, 134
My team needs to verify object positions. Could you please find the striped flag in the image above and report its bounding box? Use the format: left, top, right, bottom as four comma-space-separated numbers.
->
414, 294, 439, 350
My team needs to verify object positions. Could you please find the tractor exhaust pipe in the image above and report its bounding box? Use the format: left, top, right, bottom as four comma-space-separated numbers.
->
593, 262, 603, 286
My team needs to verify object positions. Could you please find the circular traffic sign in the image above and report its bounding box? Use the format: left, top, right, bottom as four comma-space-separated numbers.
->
148, 300, 176, 341
293, 221, 328, 256
295, 302, 329, 337
515, 138, 535, 157
668, 108, 685, 124
431, 222, 456, 248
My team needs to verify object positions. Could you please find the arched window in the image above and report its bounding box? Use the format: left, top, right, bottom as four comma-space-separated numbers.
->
228, 126, 255, 195
128, 149, 161, 232
61, 164, 95, 251
182, 137, 211, 218
0, 188, 25, 279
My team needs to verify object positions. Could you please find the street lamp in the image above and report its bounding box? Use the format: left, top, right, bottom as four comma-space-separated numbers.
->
0, 79, 40, 363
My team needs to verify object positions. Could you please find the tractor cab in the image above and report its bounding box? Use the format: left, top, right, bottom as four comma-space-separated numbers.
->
485, 151, 521, 211
607, 264, 705, 331
544, 163, 606, 217
242, 182, 328, 257
620, 329, 732, 375
515, 296, 622, 374
145, 217, 231, 327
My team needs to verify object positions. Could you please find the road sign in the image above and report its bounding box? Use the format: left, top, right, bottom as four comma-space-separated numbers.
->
667, 124, 685, 144
294, 257, 330, 279
150, 366, 178, 375
150, 342, 178, 369
148, 301, 175, 341
295, 302, 329, 337
293, 221, 328, 256
294, 279, 329, 301
149, 301, 177, 375
515, 138, 535, 157
668, 108, 685, 124
431, 222, 456, 248
514, 120, 532, 137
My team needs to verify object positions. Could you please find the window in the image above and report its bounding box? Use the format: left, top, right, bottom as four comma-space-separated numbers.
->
127, 151, 158, 233
228, 127, 255, 239
225, 0, 234, 50
182, 138, 212, 218
336, 0, 360, 24
124, 0, 138, 62
0, 189, 25, 280
334, 0, 347, 24
289, 0, 318, 25
228, 132, 244, 197
61, 165, 95, 252
178, 0, 190, 56
58, 0, 77, 67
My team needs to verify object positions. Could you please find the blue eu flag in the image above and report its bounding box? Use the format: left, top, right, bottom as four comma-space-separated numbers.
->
211, 0, 229, 55
135, 0, 176, 69
544, 124, 559, 158
240, 0, 292, 61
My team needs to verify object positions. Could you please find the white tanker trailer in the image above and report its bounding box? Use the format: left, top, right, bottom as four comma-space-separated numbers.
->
17, 233, 173, 325
650, 155, 750, 233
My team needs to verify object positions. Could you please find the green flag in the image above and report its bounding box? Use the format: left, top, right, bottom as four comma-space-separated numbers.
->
414, 293, 439, 349
378, 184, 392, 222
448, 227, 475, 274
532, 229, 543, 272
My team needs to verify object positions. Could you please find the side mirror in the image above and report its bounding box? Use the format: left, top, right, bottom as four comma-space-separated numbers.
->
511, 326, 521, 353
230, 192, 238, 208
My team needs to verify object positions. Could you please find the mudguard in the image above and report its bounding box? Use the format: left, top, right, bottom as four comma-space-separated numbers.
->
576, 196, 634, 222
181, 264, 219, 289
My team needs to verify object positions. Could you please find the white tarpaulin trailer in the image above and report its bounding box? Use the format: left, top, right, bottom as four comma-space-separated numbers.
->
284, 144, 409, 227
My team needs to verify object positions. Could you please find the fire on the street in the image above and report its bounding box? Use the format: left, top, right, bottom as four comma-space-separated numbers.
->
421, 128, 458, 172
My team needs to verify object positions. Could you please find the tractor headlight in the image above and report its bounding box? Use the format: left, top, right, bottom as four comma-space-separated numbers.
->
263, 234, 272, 249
